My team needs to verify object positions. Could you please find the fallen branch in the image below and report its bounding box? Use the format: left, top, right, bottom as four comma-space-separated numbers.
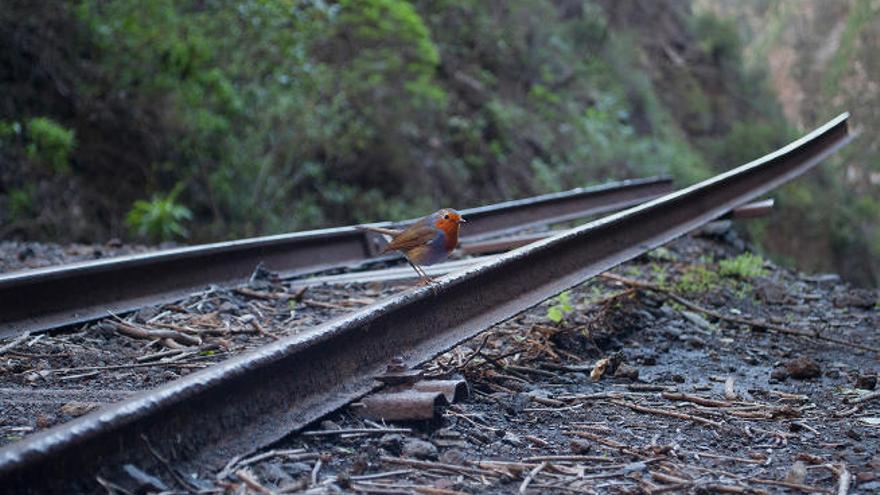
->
611, 399, 724, 428
0, 332, 31, 356
113, 320, 200, 347
661, 391, 731, 408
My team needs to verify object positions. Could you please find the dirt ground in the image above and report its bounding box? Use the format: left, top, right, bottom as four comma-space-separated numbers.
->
1, 229, 878, 493
208, 234, 879, 494
0, 239, 161, 273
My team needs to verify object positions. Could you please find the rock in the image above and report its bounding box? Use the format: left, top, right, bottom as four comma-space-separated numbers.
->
439, 449, 467, 465
756, 281, 789, 304
378, 434, 404, 455
681, 335, 706, 349
254, 463, 295, 486
801, 273, 840, 283
784, 357, 821, 380
783, 461, 807, 485
769, 367, 788, 382
35, 414, 57, 428
508, 393, 531, 414
60, 401, 100, 417
856, 374, 877, 390
681, 311, 712, 331
614, 364, 639, 381
570, 440, 592, 454
320, 420, 341, 431
502, 432, 524, 447
832, 289, 877, 309
283, 462, 313, 477
218, 301, 238, 313
401, 438, 437, 459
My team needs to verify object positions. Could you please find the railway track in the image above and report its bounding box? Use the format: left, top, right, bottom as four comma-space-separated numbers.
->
0, 177, 673, 338
0, 113, 851, 493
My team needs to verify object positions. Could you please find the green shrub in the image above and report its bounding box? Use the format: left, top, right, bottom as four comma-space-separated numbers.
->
125, 185, 192, 242
25, 117, 75, 173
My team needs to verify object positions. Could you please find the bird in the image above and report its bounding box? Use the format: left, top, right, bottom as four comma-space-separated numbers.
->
359, 208, 467, 286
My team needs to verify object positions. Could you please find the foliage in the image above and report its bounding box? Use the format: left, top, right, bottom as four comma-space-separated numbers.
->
6, 0, 854, 290
7, 186, 36, 221
546, 291, 574, 323
674, 265, 721, 295
24, 117, 75, 173
719, 253, 767, 279
125, 185, 192, 242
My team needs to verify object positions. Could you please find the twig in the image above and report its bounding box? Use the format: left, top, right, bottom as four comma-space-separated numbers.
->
0, 332, 31, 356
455, 334, 491, 370
724, 376, 738, 400
113, 319, 200, 347
844, 390, 880, 404
837, 463, 851, 495
218, 449, 315, 480
661, 391, 731, 408
523, 455, 613, 463
235, 469, 271, 494
141, 434, 198, 493
611, 400, 725, 428
601, 273, 880, 354
302, 427, 411, 436
524, 435, 550, 447
750, 478, 831, 493
520, 461, 547, 493
349, 469, 413, 481
310, 458, 322, 486
381, 456, 496, 477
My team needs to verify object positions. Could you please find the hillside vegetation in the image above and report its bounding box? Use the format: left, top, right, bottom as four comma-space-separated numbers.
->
5, 1, 860, 281
697, 0, 879, 286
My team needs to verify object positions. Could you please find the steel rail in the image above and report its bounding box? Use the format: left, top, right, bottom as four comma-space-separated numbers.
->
0, 177, 672, 338
0, 113, 850, 493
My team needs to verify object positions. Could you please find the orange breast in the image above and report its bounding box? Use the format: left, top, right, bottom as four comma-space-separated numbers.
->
441, 223, 459, 251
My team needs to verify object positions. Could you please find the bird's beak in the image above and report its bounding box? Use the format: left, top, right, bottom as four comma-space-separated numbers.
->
458, 217, 468, 224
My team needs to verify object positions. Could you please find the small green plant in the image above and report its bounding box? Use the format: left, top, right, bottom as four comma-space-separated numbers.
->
674, 265, 721, 295
546, 291, 574, 323
719, 253, 767, 279
125, 184, 192, 242
25, 117, 75, 173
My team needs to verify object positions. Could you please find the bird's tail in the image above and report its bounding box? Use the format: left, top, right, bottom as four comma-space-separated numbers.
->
356, 225, 402, 237
356, 225, 402, 253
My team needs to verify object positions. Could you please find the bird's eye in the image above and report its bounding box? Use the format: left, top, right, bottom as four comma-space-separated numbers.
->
444, 214, 450, 220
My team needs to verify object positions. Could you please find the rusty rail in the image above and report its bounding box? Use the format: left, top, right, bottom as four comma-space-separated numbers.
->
0, 113, 850, 493
0, 177, 672, 338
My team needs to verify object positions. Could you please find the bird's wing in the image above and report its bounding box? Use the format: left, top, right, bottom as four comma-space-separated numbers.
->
357, 225, 403, 236
386, 225, 439, 252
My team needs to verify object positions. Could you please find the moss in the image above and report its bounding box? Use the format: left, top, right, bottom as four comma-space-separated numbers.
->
719, 253, 767, 279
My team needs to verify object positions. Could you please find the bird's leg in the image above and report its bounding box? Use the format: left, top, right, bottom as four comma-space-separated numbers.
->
407, 260, 434, 284
406, 261, 438, 295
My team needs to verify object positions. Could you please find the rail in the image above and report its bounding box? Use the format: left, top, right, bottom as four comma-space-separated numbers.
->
0, 177, 672, 337
0, 113, 850, 493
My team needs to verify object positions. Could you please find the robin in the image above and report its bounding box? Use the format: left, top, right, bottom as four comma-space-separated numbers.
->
359, 208, 467, 285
